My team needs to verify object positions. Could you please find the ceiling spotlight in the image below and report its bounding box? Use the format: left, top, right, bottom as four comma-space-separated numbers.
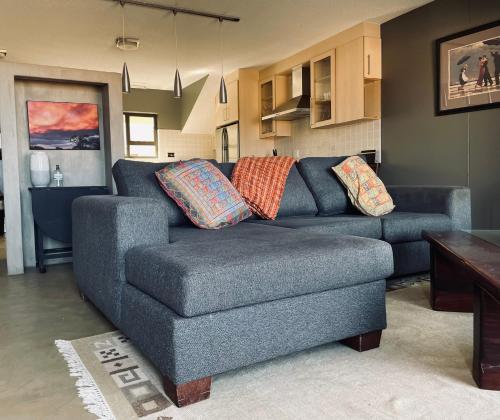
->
0, 49, 7, 58
116, 37, 140, 51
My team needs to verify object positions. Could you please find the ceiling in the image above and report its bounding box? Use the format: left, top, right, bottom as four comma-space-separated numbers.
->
0, 0, 432, 90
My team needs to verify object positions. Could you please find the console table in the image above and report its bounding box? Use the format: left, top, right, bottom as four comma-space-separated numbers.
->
29, 186, 109, 273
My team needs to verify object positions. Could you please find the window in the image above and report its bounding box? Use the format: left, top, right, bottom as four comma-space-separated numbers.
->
123, 113, 158, 158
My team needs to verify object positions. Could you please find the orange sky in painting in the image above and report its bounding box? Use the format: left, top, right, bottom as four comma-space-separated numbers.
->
27, 101, 98, 135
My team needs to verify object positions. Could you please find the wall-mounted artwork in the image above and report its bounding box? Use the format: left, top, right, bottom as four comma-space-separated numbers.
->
436, 20, 500, 115
27, 101, 100, 150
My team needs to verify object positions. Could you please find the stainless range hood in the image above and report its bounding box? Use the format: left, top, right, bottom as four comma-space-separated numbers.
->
262, 65, 310, 121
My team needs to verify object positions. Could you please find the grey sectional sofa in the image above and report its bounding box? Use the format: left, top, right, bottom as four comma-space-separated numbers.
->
72, 156, 470, 407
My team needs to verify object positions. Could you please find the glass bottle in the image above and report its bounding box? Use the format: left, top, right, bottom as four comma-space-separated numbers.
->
53, 164, 64, 187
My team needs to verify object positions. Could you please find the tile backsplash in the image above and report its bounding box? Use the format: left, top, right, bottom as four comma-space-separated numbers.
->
275, 118, 381, 161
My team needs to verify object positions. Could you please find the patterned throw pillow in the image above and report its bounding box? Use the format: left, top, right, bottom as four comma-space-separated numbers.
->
155, 159, 252, 229
231, 156, 296, 220
332, 156, 395, 217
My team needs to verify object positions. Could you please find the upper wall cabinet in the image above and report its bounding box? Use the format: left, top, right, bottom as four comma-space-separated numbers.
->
363, 37, 381, 79
259, 76, 291, 138
310, 50, 335, 128
215, 79, 239, 127
335, 36, 381, 125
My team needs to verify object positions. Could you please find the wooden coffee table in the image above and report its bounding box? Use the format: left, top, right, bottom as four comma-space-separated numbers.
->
423, 230, 500, 391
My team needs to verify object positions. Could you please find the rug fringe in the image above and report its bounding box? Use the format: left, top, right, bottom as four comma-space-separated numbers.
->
55, 339, 116, 420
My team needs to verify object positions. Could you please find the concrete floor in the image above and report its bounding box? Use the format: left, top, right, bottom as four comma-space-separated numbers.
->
0, 261, 113, 419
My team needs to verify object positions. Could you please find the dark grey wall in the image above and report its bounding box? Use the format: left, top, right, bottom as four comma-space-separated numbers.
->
381, 0, 500, 228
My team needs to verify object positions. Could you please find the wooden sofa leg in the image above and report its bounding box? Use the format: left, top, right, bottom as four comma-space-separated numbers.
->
162, 375, 212, 407
340, 330, 382, 352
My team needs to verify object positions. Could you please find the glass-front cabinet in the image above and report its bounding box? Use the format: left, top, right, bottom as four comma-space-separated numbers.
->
259, 78, 274, 137
259, 76, 291, 138
310, 50, 335, 128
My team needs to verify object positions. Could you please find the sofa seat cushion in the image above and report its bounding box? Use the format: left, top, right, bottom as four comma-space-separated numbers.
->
125, 232, 393, 317
169, 222, 292, 243
381, 212, 451, 243
247, 215, 382, 239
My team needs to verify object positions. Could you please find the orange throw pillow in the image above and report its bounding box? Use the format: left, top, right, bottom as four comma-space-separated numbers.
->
332, 156, 395, 217
232, 156, 295, 220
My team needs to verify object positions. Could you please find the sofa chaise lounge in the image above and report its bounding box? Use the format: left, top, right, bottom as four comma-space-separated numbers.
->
72, 156, 470, 407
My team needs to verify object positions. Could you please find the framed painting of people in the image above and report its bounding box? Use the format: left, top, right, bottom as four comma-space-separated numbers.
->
436, 20, 500, 115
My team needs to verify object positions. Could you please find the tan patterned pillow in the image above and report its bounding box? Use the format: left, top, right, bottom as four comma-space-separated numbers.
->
332, 156, 394, 217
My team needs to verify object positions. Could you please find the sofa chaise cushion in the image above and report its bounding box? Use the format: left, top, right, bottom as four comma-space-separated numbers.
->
125, 230, 393, 317
246, 215, 382, 239
381, 211, 451, 243
169, 222, 290, 243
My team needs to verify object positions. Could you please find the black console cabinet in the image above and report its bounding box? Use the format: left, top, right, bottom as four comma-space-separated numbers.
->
29, 186, 109, 273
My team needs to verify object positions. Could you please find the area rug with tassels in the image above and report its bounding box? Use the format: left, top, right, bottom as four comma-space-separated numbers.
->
56, 281, 500, 420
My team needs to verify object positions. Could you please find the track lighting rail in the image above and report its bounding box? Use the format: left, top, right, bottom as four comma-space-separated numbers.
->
112, 0, 240, 22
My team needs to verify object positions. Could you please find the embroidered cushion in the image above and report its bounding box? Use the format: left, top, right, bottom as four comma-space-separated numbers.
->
155, 159, 251, 229
231, 156, 296, 220
332, 156, 395, 217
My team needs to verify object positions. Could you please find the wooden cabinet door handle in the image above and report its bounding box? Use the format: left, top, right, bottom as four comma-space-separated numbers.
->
367, 54, 371, 75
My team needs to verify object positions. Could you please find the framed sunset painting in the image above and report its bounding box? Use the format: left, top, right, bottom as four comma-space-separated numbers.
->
27, 101, 100, 150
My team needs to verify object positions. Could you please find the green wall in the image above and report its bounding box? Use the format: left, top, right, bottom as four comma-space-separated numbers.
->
122, 76, 207, 130
180, 75, 208, 128
381, 0, 500, 228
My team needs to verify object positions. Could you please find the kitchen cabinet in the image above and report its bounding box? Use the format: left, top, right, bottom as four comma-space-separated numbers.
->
259, 76, 291, 138
335, 36, 381, 124
215, 79, 239, 127
310, 49, 335, 128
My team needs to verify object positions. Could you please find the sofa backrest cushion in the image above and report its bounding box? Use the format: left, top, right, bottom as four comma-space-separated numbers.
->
298, 156, 364, 215
216, 162, 317, 218
278, 164, 318, 217
112, 159, 215, 226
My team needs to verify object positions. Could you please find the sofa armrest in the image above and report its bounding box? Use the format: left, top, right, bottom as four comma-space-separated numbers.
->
386, 186, 471, 230
72, 195, 170, 325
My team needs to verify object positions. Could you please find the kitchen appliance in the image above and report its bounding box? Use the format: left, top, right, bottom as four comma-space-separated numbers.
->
215, 122, 239, 163
262, 65, 310, 121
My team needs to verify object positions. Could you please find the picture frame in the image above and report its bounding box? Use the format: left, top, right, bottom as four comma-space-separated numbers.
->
436, 20, 500, 116
27, 100, 101, 150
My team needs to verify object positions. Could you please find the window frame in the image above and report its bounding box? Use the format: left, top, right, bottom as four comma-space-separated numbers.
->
123, 112, 159, 158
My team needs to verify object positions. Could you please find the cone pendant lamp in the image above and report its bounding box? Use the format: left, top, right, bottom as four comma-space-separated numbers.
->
120, 2, 131, 94
173, 69, 182, 98
218, 19, 227, 104
219, 76, 227, 104
172, 12, 182, 98
122, 62, 131, 93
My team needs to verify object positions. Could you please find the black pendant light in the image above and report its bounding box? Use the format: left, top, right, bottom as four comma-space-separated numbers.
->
218, 18, 227, 104
122, 62, 131, 94
173, 11, 182, 98
120, 1, 131, 93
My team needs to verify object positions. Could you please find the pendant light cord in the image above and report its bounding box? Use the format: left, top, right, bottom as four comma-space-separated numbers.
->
121, 1, 125, 44
219, 18, 224, 77
174, 12, 178, 69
